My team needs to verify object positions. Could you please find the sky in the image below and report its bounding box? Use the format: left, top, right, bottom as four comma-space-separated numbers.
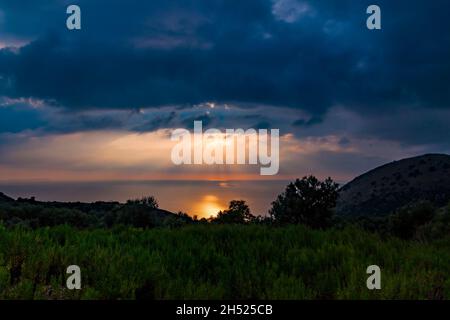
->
0, 0, 449, 216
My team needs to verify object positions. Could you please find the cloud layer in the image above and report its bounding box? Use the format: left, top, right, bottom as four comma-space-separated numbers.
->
0, 0, 449, 181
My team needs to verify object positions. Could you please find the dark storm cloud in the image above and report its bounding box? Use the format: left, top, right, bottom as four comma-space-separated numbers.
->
0, 0, 448, 116
0, 104, 45, 132
182, 113, 213, 129
358, 108, 450, 149
292, 116, 322, 127
132, 111, 176, 132
253, 120, 272, 130
0, 0, 449, 159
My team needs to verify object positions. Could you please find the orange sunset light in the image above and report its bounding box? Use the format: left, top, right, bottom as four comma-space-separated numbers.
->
195, 195, 226, 218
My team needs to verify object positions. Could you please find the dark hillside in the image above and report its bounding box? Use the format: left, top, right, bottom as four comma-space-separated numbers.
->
336, 154, 450, 216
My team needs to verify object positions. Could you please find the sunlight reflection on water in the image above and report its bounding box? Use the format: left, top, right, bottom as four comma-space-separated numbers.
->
0, 180, 289, 218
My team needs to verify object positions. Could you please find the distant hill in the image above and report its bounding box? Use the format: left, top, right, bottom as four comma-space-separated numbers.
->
1, 194, 173, 217
0, 192, 14, 203
0, 193, 177, 228
336, 154, 450, 216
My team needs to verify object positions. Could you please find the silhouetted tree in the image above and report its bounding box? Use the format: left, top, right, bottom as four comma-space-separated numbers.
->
269, 176, 339, 228
213, 200, 255, 224
126, 196, 159, 209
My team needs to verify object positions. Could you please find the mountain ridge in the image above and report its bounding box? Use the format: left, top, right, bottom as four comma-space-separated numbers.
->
336, 153, 450, 216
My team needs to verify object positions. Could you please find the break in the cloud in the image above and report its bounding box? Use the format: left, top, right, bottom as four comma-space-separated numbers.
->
0, 127, 425, 183
0, 0, 449, 182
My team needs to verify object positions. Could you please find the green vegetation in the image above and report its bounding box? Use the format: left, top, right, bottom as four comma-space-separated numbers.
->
270, 176, 339, 228
0, 224, 449, 300
1, 176, 450, 300
213, 200, 256, 224
348, 201, 450, 241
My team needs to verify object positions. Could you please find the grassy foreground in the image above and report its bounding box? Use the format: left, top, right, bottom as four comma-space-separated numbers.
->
0, 224, 449, 300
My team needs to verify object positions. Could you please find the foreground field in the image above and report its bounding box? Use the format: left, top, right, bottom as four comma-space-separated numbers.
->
0, 224, 449, 299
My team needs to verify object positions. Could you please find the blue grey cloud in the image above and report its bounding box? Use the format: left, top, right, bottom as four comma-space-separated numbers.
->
0, 0, 449, 152
0, 0, 448, 113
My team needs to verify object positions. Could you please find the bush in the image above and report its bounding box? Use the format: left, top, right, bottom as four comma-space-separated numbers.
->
163, 212, 194, 228
126, 196, 159, 209
212, 200, 255, 224
417, 202, 450, 241
388, 201, 436, 239
114, 203, 160, 228
269, 176, 339, 228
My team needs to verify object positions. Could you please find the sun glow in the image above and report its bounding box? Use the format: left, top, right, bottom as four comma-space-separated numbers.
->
196, 195, 225, 218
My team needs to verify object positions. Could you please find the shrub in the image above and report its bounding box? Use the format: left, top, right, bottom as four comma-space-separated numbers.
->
269, 176, 339, 228
212, 200, 255, 224
388, 201, 436, 239
126, 196, 159, 209
417, 202, 450, 241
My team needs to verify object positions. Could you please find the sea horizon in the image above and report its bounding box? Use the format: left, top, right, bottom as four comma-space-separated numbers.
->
0, 179, 323, 218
